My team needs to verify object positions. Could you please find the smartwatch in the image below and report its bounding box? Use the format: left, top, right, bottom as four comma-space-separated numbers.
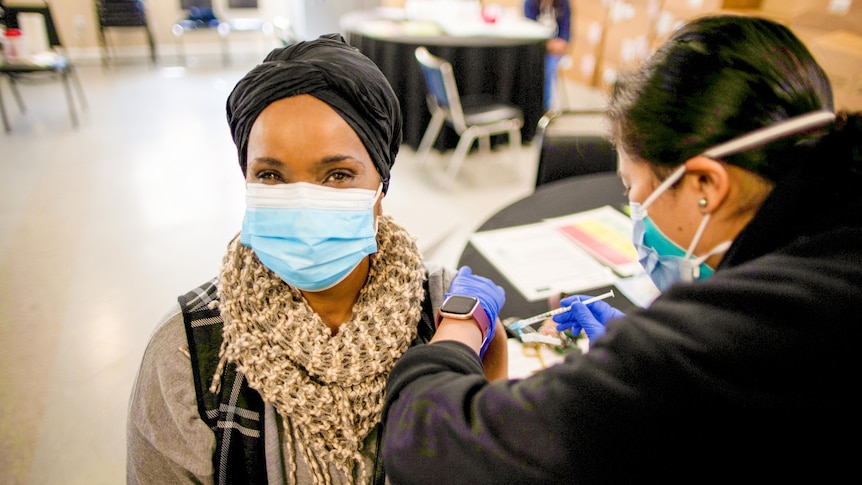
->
437, 295, 492, 347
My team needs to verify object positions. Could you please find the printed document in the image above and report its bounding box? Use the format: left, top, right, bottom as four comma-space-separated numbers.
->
469, 222, 617, 301
546, 205, 642, 277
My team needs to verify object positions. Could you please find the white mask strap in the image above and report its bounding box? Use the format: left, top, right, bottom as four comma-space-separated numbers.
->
681, 110, 833, 267
373, 182, 383, 233
685, 213, 732, 265
641, 110, 834, 210
642, 164, 687, 210
689, 240, 733, 277
703, 110, 835, 159
684, 213, 711, 260
374, 182, 384, 202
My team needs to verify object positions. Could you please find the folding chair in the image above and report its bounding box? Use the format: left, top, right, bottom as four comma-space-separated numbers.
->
95, 0, 157, 66
0, 1, 87, 132
533, 109, 616, 188
414, 46, 524, 189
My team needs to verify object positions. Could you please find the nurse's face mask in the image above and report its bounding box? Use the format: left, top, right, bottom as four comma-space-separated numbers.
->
628, 110, 836, 292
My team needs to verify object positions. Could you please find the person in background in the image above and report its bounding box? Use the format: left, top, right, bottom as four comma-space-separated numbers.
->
380, 15, 860, 482
524, 0, 571, 109
126, 34, 507, 485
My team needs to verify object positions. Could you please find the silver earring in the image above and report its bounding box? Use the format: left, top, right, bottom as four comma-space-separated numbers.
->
698, 198, 708, 208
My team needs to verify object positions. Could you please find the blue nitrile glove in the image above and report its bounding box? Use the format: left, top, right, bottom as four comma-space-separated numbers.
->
552, 295, 625, 342
445, 266, 505, 357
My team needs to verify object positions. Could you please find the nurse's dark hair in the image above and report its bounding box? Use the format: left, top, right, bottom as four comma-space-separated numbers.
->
609, 14, 861, 182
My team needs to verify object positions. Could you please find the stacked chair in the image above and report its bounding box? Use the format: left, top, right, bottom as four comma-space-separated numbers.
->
0, 1, 87, 131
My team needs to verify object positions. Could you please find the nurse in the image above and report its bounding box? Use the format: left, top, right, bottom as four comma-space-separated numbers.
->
381, 14, 861, 483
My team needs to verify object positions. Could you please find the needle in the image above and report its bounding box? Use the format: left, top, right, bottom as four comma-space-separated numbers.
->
507, 290, 616, 331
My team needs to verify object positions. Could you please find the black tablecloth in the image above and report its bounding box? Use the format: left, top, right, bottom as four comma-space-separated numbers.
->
343, 21, 546, 151
458, 172, 637, 321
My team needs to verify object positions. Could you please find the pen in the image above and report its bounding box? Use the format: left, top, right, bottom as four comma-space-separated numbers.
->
508, 290, 616, 331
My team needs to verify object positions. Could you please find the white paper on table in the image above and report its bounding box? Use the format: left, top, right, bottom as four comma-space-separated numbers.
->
469, 222, 617, 302
614, 272, 661, 308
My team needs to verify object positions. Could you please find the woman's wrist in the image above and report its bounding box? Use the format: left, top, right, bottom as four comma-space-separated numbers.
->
430, 317, 483, 353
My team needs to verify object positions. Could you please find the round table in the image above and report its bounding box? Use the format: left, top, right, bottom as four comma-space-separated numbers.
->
341, 8, 549, 151
458, 172, 638, 322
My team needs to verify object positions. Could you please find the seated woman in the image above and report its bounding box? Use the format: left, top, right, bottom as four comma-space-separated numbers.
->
126, 34, 507, 485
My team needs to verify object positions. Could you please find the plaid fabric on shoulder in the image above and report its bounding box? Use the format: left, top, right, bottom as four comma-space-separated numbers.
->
180, 278, 267, 485
181, 274, 436, 485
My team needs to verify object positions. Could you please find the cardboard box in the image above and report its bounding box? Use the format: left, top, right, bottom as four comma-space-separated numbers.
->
603, 25, 653, 68
662, 0, 724, 12
602, 0, 658, 66
759, 0, 833, 17
597, 59, 623, 93
721, 0, 761, 7
565, 23, 606, 86
760, 0, 860, 34
807, 30, 862, 110
788, 0, 862, 35
652, 0, 731, 50
847, 74, 862, 111
789, 24, 834, 50
562, 0, 610, 87
565, 42, 602, 86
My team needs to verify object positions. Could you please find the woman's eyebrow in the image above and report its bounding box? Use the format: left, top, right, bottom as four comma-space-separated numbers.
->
252, 157, 284, 167
250, 155, 364, 169
317, 154, 358, 165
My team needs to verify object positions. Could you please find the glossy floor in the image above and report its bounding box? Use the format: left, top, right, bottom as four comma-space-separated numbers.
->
0, 57, 604, 484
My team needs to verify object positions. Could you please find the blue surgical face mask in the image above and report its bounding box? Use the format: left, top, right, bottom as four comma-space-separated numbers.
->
627, 110, 836, 292
240, 182, 382, 292
629, 165, 731, 292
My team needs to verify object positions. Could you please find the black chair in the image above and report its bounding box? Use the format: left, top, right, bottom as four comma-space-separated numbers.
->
0, 1, 87, 132
172, 0, 271, 66
94, 0, 156, 66
414, 46, 524, 189
534, 110, 616, 188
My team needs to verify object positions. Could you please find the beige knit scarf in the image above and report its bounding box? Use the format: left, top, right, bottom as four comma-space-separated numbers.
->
211, 215, 425, 484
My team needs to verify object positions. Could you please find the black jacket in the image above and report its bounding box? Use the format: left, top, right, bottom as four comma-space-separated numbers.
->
382, 165, 862, 484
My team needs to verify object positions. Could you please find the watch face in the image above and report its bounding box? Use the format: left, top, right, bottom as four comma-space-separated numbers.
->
442, 295, 478, 315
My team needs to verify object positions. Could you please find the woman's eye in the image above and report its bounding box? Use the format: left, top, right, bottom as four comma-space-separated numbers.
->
256, 171, 285, 183
325, 171, 353, 183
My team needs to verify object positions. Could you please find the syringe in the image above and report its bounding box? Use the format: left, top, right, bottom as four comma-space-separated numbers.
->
507, 290, 616, 331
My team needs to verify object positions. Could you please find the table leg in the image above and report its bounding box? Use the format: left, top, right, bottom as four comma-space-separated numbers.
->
171, 24, 186, 66
218, 22, 230, 66
0, 83, 10, 132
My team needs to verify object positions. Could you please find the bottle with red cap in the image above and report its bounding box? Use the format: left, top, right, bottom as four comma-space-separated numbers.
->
2, 27, 29, 62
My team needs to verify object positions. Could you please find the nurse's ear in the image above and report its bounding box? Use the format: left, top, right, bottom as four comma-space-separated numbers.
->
683, 156, 730, 214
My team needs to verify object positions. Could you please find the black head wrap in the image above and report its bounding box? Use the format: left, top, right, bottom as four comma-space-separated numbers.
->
227, 34, 402, 193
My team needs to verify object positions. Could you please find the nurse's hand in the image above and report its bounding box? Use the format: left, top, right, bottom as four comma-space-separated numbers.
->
446, 266, 505, 357
552, 295, 625, 342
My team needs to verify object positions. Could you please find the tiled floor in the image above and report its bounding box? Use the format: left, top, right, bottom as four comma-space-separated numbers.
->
0, 55, 604, 484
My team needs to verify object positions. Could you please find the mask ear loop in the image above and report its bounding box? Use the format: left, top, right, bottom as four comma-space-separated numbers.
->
636, 110, 834, 281
373, 182, 383, 234
679, 110, 835, 277
684, 213, 711, 261
683, 213, 733, 278
641, 165, 687, 212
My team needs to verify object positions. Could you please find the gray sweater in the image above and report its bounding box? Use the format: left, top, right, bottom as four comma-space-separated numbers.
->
127, 262, 453, 484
